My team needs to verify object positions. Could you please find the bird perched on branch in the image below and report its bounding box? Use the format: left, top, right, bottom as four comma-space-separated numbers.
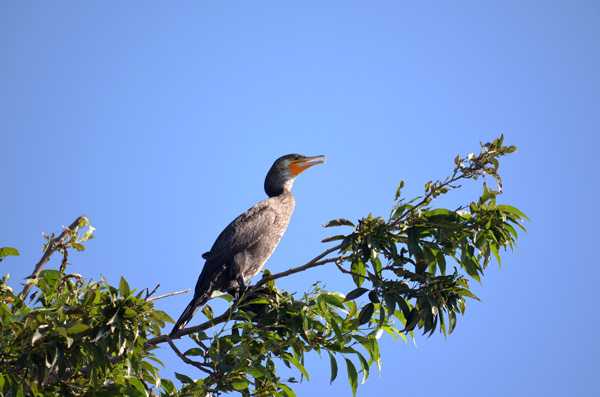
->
171, 154, 325, 335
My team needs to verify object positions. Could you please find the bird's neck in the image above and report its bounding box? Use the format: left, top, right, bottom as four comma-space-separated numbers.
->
281, 179, 295, 193
266, 178, 295, 197
273, 189, 296, 209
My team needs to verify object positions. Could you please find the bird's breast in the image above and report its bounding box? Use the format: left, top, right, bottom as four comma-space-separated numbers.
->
242, 193, 295, 280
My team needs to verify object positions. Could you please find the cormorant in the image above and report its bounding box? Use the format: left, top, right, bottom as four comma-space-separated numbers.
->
171, 154, 325, 334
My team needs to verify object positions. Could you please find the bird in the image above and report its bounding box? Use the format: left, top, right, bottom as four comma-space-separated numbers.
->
171, 154, 325, 335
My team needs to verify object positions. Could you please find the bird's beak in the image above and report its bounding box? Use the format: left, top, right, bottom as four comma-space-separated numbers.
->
289, 155, 326, 176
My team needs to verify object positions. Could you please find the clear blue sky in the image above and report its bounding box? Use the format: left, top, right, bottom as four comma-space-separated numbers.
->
2, 2, 598, 396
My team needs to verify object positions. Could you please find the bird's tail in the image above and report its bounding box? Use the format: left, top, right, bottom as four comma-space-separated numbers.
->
170, 292, 210, 336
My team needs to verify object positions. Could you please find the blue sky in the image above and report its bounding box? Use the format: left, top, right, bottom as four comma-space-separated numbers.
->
1, 2, 598, 396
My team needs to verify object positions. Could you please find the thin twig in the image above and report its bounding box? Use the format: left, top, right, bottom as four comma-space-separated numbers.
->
147, 307, 234, 346
167, 340, 212, 374
147, 289, 191, 302
20, 216, 86, 299
146, 244, 343, 347
59, 248, 69, 273
145, 284, 160, 300
335, 262, 368, 280
255, 244, 343, 288
393, 170, 465, 225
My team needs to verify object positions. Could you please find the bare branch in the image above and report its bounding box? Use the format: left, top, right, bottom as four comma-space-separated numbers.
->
168, 340, 212, 374
59, 248, 69, 273
335, 262, 367, 280
255, 243, 343, 288
393, 172, 465, 225
145, 284, 160, 300
146, 243, 344, 347
147, 307, 234, 346
147, 289, 191, 302
20, 216, 86, 299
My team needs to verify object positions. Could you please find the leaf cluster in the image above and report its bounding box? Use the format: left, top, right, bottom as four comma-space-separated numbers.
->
0, 236, 173, 396
0, 136, 526, 397
160, 136, 526, 396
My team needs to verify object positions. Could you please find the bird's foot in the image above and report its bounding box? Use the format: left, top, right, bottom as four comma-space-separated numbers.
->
233, 278, 248, 302
234, 287, 248, 302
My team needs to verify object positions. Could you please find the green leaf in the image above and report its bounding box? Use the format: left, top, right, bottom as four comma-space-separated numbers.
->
183, 348, 204, 357
490, 242, 501, 265
119, 276, 130, 297
328, 352, 338, 384
497, 204, 529, 220
406, 228, 422, 261
324, 218, 355, 228
350, 259, 366, 287
201, 305, 213, 320
449, 311, 457, 334
320, 293, 346, 309
39, 269, 60, 286
355, 351, 370, 384
370, 255, 382, 277
279, 383, 296, 397
152, 310, 175, 324
383, 292, 396, 314
455, 287, 480, 301
127, 378, 148, 397
215, 293, 233, 302
358, 303, 375, 325
367, 335, 382, 371
123, 308, 137, 318
247, 367, 268, 379
345, 358, 358, 397
175, 372, 194, 384
461, 247, 481, 281
80, 224, 96, 242
424, 208, 453, 218
397, 297, 411, 320
345, 288, 369, 301
404, 308, 419, 331
147, 355, 164, 367
67, 322, 90, 335
368, 290, 380, 304
71, 242, 85, 251
321, 234, 347, 243
287, 354, 310, 380
161, 379, 175, 393
435, 250, 447, 275
395, 180, 405, 200
231, 379, 249, 391
479, 183, 498, 204
243, 297, 270, 305
0, 247, 19, 261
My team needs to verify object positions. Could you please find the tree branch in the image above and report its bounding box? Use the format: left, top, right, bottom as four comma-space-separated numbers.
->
20, 216, 86, 299
393, 172, 465, 225
147, 289, 191, 302
254, 244, 343, 288
167, 340, 212, 374
145, 243, 343, 347
144, 284, 160, 300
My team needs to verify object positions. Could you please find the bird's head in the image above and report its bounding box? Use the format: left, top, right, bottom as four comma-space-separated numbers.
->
264, 154, 326, 197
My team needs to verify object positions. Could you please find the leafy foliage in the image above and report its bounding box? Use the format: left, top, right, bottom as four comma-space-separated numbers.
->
0, 244, 173, 395
0, 247, 19, 262
0, 136, 525, 396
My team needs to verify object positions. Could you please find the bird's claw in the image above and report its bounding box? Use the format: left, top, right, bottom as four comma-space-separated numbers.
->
233, 278, 248, 301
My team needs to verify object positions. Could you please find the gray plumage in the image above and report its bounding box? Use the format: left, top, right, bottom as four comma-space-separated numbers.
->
171, 154, 324, 334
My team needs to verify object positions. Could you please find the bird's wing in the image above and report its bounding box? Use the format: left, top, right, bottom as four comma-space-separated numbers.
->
203, 198, 278, 261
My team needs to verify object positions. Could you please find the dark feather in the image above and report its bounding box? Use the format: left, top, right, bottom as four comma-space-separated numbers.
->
170, 192, 295, 334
